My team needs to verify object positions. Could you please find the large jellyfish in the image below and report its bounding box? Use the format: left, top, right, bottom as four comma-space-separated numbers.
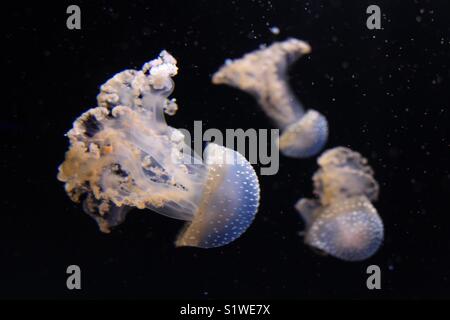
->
57, 50, 260, 248
295, 147, 383, 261
212, 38, 328, 158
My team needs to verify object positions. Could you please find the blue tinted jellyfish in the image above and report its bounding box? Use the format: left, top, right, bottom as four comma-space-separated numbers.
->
57, 51, 260, 248
212, 38, 328, 158
295, 147, 383, 261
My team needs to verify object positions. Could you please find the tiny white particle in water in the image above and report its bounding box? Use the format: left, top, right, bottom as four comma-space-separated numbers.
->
269, 26, 280, 35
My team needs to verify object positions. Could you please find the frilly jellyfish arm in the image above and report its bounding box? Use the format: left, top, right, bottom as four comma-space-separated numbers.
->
57, 50, 260, 248
83, 194, 132, 233
212, 38, 328, 158
295, 147, 383, 261
313, 147, 379, 205
213, 38, 310, 128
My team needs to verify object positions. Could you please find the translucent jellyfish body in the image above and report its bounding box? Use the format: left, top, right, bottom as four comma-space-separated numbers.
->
295, 147, 383, 261
212, 38, 328, 158
57, 51, 260, 248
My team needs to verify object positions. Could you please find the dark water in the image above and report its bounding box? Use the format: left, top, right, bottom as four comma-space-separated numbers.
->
2, 0, 449, 299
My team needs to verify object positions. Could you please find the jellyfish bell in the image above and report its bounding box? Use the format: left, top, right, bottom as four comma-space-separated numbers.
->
298, 196, 384, 262
175, 143, 260, 248
143, 142, 260, 248
212, 38, 328, 158
57, 50, 260, 248
278, 109, 328, 158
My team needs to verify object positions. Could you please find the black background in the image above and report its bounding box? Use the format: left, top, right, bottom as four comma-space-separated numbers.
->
2, 0, 449, 299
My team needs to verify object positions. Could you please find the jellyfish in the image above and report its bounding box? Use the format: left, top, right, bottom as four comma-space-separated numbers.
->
57, 50, 260, 248
212, 38, 328, 158
295, 147, 383, 261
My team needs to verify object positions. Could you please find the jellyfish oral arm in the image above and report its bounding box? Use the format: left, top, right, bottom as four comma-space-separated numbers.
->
212, 38, 311, 129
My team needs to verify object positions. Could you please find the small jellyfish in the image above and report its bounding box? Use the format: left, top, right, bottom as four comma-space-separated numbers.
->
212, 38, 328, 158
57, 50, 260, 248
295, 147, 383, 261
